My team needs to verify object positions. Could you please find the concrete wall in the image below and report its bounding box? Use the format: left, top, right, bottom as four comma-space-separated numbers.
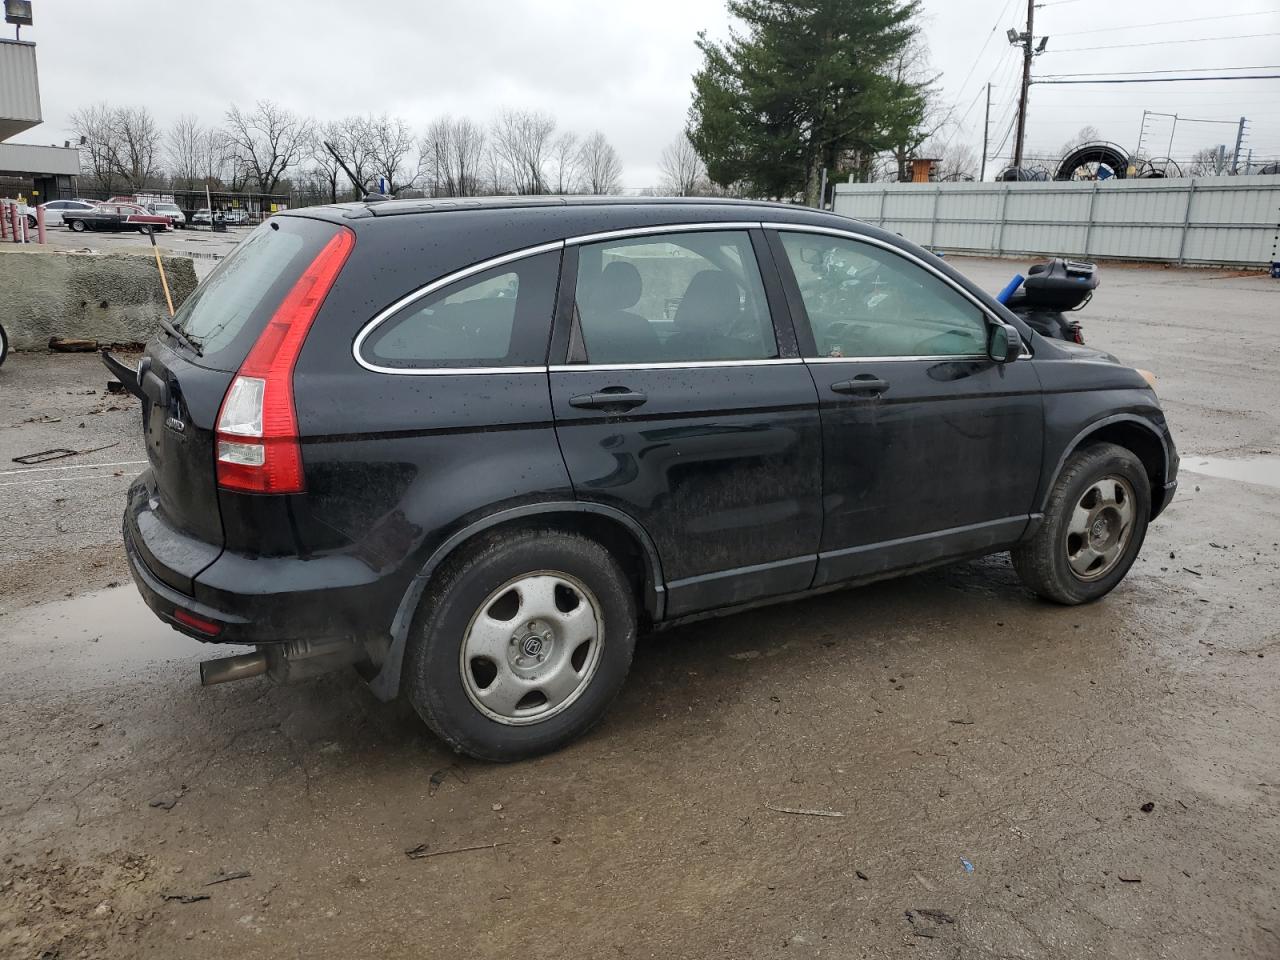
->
0, 247, 198, 350
832, 175, 1280, 267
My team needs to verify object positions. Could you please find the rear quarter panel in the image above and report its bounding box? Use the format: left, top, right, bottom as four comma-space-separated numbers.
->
287, 212, 576, 635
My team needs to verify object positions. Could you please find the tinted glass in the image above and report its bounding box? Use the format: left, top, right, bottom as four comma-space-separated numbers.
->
573, 230, 775, 364
780, 233, 987, 359
172, 217, 339, 365
361, 251, 559, 369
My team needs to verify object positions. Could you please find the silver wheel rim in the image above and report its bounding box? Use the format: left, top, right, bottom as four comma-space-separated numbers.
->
1065, 474, 1136, 581
459, 571, 604, 726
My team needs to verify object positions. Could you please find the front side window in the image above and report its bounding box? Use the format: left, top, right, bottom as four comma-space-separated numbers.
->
779, 233, 988, 359
572, 230, 776, 364
361, 251, 559, 369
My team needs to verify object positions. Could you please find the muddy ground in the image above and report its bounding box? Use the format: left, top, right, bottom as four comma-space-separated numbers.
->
1, 258, 1277, 959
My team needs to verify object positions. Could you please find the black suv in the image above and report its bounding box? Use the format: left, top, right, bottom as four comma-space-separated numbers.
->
117, 197, 1177, 760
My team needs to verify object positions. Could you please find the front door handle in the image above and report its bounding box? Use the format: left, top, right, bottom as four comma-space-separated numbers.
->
569, 389, 648, 411
830, 376, 889, 396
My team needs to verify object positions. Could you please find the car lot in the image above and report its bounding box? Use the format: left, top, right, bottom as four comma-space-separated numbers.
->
0, 257, 1277, 959
30, 220, 247, 278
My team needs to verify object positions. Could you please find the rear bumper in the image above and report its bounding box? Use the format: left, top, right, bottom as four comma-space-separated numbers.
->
124, 477, 410, 646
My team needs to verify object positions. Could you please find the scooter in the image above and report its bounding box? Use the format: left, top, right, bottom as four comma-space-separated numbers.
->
996, 257, 1098, 345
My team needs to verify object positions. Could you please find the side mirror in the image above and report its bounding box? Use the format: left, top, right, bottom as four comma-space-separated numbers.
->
988, 322, 1023, 363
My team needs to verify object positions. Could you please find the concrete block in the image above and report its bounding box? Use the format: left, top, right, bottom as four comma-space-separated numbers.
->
0, 247, 199, 350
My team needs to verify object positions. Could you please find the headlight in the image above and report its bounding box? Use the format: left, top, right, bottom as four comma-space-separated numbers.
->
1136, 368, 1158, 391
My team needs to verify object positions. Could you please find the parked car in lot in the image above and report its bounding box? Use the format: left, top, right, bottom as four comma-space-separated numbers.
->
146, 201, 186, 229
110, 197, 1178, 761
35, 199, 99, 227
222, 208, 249, 224
66, 201, 169, 233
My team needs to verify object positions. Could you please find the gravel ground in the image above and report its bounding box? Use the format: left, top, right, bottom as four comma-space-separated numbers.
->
0, 257, 1277, 959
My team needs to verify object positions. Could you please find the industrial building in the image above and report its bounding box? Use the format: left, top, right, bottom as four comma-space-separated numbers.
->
1, 28, 80, 203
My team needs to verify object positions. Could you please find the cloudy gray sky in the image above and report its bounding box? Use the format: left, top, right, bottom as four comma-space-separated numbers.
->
14, 0, 1280, 184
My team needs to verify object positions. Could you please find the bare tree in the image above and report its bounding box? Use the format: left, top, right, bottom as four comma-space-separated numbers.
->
491, 109, 556, 194
420, 116, 487, 197
200, 127, 231, 188
69, 102, 122, 193
167, 114, 204, 191
1187, 145, 1225, 176
68, 102, 161, 192
309, 120, 345, 203
1057, 125, 1102, 158
659, 133, 705, 196
578, 131, 622, 195
549, 132, 581, 194
482, 143, 509, 195
327, 114, 377, 194
111, 107, 162, 189
224, 100, 312, 194
369, 114, 415, 193
920, 139, 978, 182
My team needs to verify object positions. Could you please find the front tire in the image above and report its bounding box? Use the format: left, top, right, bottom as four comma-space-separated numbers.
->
404, 528, 637, 761
69, 218, 85, 233
1013, 442, 1150, 604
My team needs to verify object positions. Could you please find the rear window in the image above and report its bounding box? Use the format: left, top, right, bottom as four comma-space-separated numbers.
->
172, 217, 340, 368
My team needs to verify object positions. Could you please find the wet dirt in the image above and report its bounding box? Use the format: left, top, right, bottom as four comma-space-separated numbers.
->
1, 258, 1278, 959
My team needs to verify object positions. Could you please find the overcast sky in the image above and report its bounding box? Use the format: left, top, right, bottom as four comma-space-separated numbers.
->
14, 0, 1280, 185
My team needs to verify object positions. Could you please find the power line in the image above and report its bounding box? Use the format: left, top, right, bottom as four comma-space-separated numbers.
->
1044, 32, 1280, 54
1049, 11, 1278, 38
1035, 74, 1280, 84
1038, 64, 1280, 77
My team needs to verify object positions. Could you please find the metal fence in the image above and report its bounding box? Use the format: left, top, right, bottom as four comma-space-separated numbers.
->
832, 175, 1280, 267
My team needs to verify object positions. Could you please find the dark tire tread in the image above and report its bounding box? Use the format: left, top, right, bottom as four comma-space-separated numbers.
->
405, 527, 636, 762
1012, 442, 1150, 605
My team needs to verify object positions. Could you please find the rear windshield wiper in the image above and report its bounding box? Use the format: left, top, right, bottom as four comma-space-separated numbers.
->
158, 315, 203, 357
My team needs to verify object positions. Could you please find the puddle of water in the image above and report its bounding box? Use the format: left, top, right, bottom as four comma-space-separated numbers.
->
1181, 455, 1280, 490
0, 586, 250, 684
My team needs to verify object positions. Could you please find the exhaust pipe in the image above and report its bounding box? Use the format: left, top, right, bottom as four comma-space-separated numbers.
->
199, 652, 268, 686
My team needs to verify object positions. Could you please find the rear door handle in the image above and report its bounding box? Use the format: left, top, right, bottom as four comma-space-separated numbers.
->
830, 377, 889, 396
568, 389, 648, 411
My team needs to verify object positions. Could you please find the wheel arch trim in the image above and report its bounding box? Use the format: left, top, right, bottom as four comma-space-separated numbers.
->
1041, 413, 1172, 515
366, 501, 666, 701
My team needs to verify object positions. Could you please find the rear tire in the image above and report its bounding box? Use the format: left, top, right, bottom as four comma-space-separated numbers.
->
0, 323, 8, 367
404, 528, 637, 761
1013, 442, 1150, 604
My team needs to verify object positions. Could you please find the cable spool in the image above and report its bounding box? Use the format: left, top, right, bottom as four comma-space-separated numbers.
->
1055, 141, 1131, 181
1135, 157, 1184, 179
997, 165, 1051, 181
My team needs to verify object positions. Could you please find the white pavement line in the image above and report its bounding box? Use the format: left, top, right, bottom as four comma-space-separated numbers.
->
0, 473, 135, 488
0, 459, 148, 477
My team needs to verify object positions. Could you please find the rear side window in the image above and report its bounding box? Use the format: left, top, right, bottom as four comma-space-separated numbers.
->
571, 230, 776, 365
359, 251, 560, 370
173, 217, 342, 367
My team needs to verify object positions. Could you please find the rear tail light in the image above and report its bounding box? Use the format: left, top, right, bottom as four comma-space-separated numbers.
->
216, 228, 354, 493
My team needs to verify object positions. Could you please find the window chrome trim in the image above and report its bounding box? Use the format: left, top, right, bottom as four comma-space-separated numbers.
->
759, 221, 1032, 361
565, 221, 763, 246
549, 358, 803, 373
352, 239, 565, 375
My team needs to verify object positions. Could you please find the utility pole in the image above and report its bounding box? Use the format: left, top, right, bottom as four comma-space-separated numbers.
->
980, 82, 992, 182
1012, 0, 1035, 171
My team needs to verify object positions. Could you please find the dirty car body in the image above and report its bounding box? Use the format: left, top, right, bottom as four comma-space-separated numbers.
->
116, 197, 1177, 760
